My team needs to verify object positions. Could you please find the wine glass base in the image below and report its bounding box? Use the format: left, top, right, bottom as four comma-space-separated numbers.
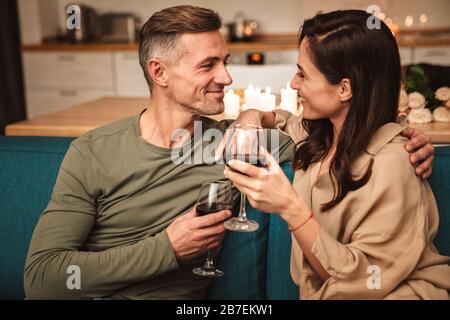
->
224, 217, 259, 232
192, 267, 224, 277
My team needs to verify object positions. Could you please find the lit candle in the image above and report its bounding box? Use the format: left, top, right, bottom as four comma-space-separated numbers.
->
259, 86, 276, 111
223, 89, 240, 117
244, 84, 261, 109
280, 81, 298, 114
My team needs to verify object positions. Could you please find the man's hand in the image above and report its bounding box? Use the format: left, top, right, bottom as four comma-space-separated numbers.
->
166, 206, 231, 261
401, 128, 434, 179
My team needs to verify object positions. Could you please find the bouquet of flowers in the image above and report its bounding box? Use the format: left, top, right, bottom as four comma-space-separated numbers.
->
433, 87, 450, 122
398, 65, 450, 123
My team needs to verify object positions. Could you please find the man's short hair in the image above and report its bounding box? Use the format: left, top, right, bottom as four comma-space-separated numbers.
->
138, 5, 222, 93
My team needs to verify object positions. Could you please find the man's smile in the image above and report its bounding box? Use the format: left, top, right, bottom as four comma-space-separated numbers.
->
205, 89, 225, 99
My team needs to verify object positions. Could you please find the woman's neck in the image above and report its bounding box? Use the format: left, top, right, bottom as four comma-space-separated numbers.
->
329, 105, 348, 149
318, 113, 345, 175
328, 119, 342, 153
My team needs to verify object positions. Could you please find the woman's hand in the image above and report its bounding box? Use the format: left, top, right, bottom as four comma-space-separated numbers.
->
223, 148, 310, 225
225, 148, 330, 281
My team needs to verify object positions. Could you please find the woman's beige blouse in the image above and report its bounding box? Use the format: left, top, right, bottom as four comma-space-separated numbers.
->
273, 110, 450, 300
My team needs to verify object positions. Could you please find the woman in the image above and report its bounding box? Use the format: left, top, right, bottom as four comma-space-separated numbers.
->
224, 10, 450, 299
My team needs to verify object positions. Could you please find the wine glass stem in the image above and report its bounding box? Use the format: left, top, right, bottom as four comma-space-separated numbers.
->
237, 192, 248, 222
205, 249, 215, 270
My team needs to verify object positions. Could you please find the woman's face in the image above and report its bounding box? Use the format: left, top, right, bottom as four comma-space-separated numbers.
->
290, 39, 350, 122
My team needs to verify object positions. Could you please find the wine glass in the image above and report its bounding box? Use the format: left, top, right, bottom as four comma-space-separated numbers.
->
192, 180, 232, 277
224, 124, 266, 232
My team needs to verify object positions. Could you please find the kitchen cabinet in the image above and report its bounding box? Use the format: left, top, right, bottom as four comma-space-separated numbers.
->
113, 52, 149, 97
22, 51, 151, 118
23, 52, 114, 89
21, 43, 450, 119
25, 89, 114, 118
413, 46, 450, 65
23, 52, 115, 118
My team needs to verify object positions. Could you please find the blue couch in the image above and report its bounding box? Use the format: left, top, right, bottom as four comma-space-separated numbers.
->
0, 136, 449, 300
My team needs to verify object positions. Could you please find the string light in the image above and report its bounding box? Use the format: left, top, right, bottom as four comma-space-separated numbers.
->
420, 14, 428, 24
404, 15, 414, 27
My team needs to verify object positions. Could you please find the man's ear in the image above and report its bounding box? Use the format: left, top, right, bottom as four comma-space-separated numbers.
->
339, 78, 352, 102
147, 58, 169, 88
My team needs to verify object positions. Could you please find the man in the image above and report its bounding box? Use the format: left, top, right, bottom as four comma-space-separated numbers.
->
24, 5, 435, 299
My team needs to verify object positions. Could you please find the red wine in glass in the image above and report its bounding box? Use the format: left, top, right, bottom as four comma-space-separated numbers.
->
192, 181, 232, 277
196, 203, 232, 216
224, 124, 265, 232
225, 153, 267, 168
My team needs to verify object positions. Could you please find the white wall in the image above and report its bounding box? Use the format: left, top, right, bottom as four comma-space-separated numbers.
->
19, 0, 450, 44
18, 0, 42, 45
56, 0, 450, 33
39, 0, 60, 38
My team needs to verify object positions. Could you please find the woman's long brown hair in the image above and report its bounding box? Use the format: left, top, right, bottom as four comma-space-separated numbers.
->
294, 10, 401, 211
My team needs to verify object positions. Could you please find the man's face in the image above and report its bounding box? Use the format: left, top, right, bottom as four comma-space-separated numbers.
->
166, 31, 232, 115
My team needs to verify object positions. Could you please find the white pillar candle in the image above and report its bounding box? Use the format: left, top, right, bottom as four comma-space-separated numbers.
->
280, 81, 298, 114
259, 86, 276, 111
223, 89, 240, 117
244, 84, 261, 109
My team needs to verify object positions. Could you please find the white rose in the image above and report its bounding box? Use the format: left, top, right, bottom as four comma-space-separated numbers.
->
433, 107, 450, 122
435, 87, 450, 102
407, 108, 433, 124
408, 92, 426, 109
399, 89, 408, 107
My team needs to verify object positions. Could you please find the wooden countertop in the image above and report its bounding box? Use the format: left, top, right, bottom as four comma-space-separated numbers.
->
22, 31, 450, 52
5, 97, 450, 144
22, 40, 298, 52
408, 122, 450, 144
22, 34, 298, 52
4, 97, 226, 137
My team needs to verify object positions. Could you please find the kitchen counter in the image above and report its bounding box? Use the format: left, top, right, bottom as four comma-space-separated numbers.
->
4, 97, 227, 137
5, 97, 450, 143
22, 30, 450, 52
22, 35, 298, 52
408, 122, 450, 144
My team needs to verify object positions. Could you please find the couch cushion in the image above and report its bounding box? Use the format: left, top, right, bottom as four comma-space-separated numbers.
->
206, 201, 270, 299
0, 136, 74, 299
266, 162, 299, 300
429, 145, 450, 256
207, 162, 300, 300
